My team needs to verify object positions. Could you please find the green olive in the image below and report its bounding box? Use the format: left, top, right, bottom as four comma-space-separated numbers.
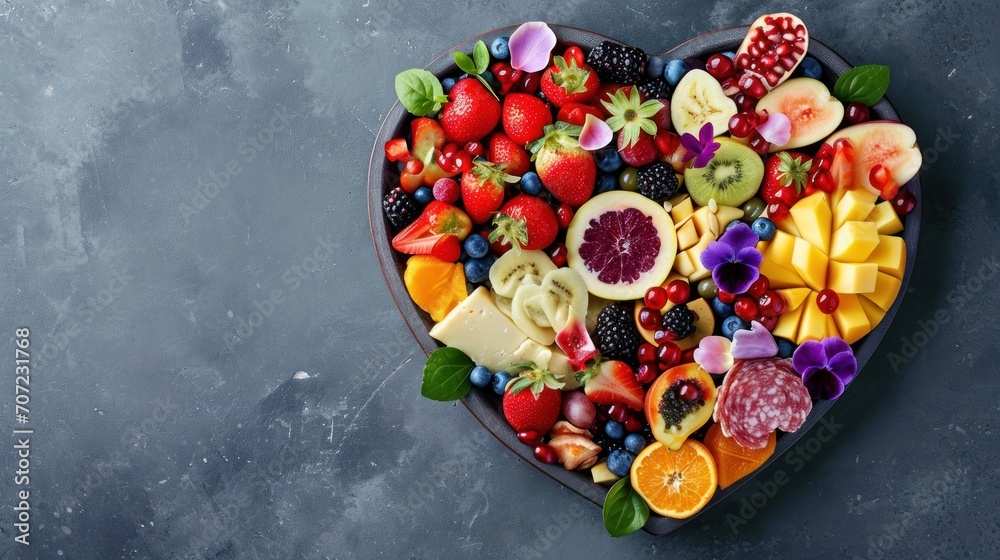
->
618, 167, 638, 192
697, 277, 718, 300
741, 197, 766, 222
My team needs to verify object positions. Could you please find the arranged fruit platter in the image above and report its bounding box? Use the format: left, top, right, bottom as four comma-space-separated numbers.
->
368, 14, 921, 535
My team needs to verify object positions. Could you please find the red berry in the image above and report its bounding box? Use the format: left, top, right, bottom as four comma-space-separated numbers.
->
680, 347, 697, 365
666, 280, 691, 305
452, 150, 473, 173
556, 204, 574, 229
405, 159, 424, 175
516, 72, 541, 94
748, 276, 770, 299
432, 178, 460, 204
635, 364, 657, 384
758, 290, 786, 317
767, 201, 791, 223
464, 141, 484, 158
706, 54, 735, 80
817, 289, 840, 314
756, 314, 778, 331
733, 92, 757, 112
637, 342, 658, 365
892, 189, 917, 216
812, 168, 835, 192
747, 130, 771, 154
607, 403, 629, 423
717, 290, 737, 304
517, 429, 541, 447
564, 45, 586, 67
656, 341, 681, 368
676, 381, 702, 402
734, 296, 759, 321
728, 112, 756, 138
534, 443, 557, 464
638, 307, 663, 330
441, 142, 459, 158
548, 242, 568, 267
624, 412, 647, 432
845, 102, 870, 124
644, 287, 668, 310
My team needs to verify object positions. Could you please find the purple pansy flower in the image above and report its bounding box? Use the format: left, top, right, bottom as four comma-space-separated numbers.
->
699, 222, 762, 295
681, 122, 721, 168
792, 337, 858, 400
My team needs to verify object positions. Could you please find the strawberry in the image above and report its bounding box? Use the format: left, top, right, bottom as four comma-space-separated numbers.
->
487, 132, 530, 176
528, 123, 595, 207
439, 78, 501, 143
398, 118, 456, 192
654, 131, 687, 172
502, 93, 553, 145
540, 55, 600, 108
489, 194, 558, 251
617, 130, 659, 167
384, 137, 411, 162
460, 160, 518, 224
762, 151, 812, 206
391, 201, 472, 262
502, 364, 565, 433
555, 102, 603, 126
578, 360, 645, 411
593, 84, 640, 118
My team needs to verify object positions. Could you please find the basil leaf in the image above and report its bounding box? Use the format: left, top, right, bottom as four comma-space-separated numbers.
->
394, 69, 447, 116
603, 476, 649, 537
421, 347, 474, 401
834, 64, 890, 106
453, 51, 479, 76
473, 40, 490, 74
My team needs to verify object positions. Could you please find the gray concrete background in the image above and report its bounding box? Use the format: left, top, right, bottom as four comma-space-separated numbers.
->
0, 0, 997, 558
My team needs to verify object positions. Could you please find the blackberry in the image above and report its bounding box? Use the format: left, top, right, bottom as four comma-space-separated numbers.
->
382, 187, 418, 230
593, 304, 642, 367
636, 77, 673, 100
594, 434, 623, 458
586, 41, 647, 84
636, 163, 680, 202
661, 304, 697, 340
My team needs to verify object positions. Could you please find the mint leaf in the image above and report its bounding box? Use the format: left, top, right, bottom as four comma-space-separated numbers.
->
421, 347, 475, 401
395, 69, 448, 116
834, 64, 890, 106
603, 476, 649, 537
453, 51, 479, 76
473, 40, 490, 74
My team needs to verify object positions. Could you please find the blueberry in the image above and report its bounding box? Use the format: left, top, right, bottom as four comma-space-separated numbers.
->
596, 173, 618, 194
481, 70, 499, 91
624, 434, 646, 454
463, 234, 489, 259
442, 77, 457, 94
605, 420, 625, 440
413, 187, 434, 205
459, 247, 469, 262
464, 258, 490, 284
520, 171, 542, 195
725, 220, 743, 232
606, 449, 635, 477
721, 51, 736, 60
722, 315, 749, 340
800, 57, 822, 80
646, 55, 666, 78
594, 146, 624, 173
664, 59, 690, 86
492, 370, 512, 395
776, 337, 797, 359
470, 365, 492, 388
491, 36, 510, 59
711, 297, 734, 318
752, 217, 777, 241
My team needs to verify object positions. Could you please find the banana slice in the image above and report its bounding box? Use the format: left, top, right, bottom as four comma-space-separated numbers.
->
511, 284, 556, 345
489, 250, 557, 298
539, 268, 589, 330
523, 292, 553, 328
491, 289, 514, 318
670, 69, 738, 137
521, 274, 543, 287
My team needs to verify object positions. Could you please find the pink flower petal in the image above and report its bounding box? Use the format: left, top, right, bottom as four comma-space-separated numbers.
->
579, 114, 613, 150
508, 22, 557, 73
731, 321, 779, 359
693, 336, 734, 374
756, 112, 792, 146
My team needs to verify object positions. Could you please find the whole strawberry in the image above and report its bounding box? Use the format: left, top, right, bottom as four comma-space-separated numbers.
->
487, 132, 530, 176
762, 151, 812, 206
540, 54, 600, 108
617, 130, 660, 167
502, 93, 553, 145
528, 123, 596, 207
440, 78, 501, 143
489, 194, 558, 251
502, 364, 565, 434
460, 160, 519, 224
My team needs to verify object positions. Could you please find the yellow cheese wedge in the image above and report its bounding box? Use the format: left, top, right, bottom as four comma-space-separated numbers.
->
792, 237, 828, 291
867, 201, 904, 235
669, 194, 694, 223
715, 205, 745, 231
867, 235, 906, 279
676, 219, 699, 251
796, 292, 827, 344
772, 300, 804, 341
833, 294, 871, 344
858, 295, 887, 328
867, 271, 903, 311
833, 188, 879, 229
790, 192, 833, 254
758, 258, 805, 289
776, 287, 811, 311
766, 230, 798, 270
828, 261, 878, 294
830, 221, 880, 262
591, 461, 620, 484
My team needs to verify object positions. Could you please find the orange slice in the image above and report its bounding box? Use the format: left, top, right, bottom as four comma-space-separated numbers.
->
629, 440, 717, 519
703, 423, 775, 489
403, 255, 467, 322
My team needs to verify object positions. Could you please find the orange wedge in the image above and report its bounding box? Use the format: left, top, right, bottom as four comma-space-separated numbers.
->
703, 423, 775, 489
630, 440, 717, 519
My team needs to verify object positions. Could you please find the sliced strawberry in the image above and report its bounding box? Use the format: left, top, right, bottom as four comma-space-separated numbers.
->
556, 102, 604, 126
399, 118, 456, 192
384, 137, 411, 162
579, 360, 645, 410
391, 201, 472, 261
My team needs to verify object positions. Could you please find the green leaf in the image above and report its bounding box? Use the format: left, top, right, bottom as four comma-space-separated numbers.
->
603, 477, 649, 538
453, 51, 479, 76
473, 40, 490, 75
833, 64, 890, 106
421, 347, 475, 401
395, 69, 448, 117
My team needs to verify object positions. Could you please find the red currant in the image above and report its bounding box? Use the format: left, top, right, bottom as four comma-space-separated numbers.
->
556, 204, 574, 229
637, 343, 658, 365
748, 276, 770, 299
656, 341, 681, 368
517, 72, 541, 94
638, 307, 663, 330
452, 150, 473, 173
758, 290, 786, 317
845, 102, 870, 124
624, 411, 647, 432
607, 403, 630, 423
728, 112, 756, 138
756, 314, 778, 331
463, 141, 484, 158
706, 54, 735, 80
734, 296, 759, 322
892, 189, 917, 216
548, 242, 568, 267
747, 130, 771, 154
644, 286, 668, 310
534, 443, 557, 464
676, 381, 702, 402
636, 364, 657, 384
405, 159, 424, 175
767, 201, 791, 223
717, 290, 737, 304
441, 142, 459, 158
733, 92, 757, 112
666, 280, 691, 304
517, 429, 541, 447
817, 289, 840, 314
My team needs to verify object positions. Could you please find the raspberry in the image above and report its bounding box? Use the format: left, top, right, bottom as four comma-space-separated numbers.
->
432, 178, 459, 204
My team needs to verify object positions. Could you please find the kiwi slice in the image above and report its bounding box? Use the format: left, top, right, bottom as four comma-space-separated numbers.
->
684, 138, 764, 207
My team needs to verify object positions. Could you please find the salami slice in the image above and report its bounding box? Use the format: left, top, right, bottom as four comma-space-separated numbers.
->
712, 358, 813, 449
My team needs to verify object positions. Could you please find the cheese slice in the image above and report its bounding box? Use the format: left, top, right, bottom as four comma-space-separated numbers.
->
429, 287, 529, 372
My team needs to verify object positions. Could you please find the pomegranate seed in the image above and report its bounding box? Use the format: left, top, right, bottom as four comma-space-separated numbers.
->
680, 347, 697, 364
636, 364, 657, 384
548, 243, 568, 267
706, 54, 735, 80
666, 280, 691, 305
748, 276, 770, 299
767, 201, 791, 223
607, 403, 630, 423
518, 72, 541, 94
518, 429, 541, 447
734, 93, 757, 112
637, 343, 658, 365
676, 381, 702, 402
758, 290, 787, 317
734, 296, 759, 321
644, 287, 668, 310
817, 289, 840, 314
464, 141, 484, 157
845, 102, 870, 124
564, 45, 586, 67
653, 330, 669, 344
747, 130, 771, 154
441, 143, 459, 158
741, 75, 767, 98
624, 412, 647, 432
728, 112, 756, 138
556, 204, 574, 229
534, 443, 558, 464
405, 159, 424, 175
812, 168, 835, 192
656, 341, 681, 368
452, 150, 473, 173
638, 307, 663, 330
756, 314, 778, 331
892, 189, 917, 216
717, 290, 737, 304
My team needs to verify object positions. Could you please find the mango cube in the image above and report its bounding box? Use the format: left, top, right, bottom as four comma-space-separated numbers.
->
776, 287, 811, 311
792, 237, 828, 291
758, 257, 805, 290
827, 261, 878, 294
833, 188, 879, 229
833, 294, 871, 344
673, 250, 695, 277
669, 194, 694, 223
790, 192, 833, 254
766, 230, 798, 270
715, 205, 745, 232
676, 219, 699, 251
772, 301, 804, 341
690, 207, 717, 237
796, 293, 827, 345
830, 221, 880, 262
867, 271, 903, 311
858, 295, 887, 328
868, 235, 906, 279
684, 234, 714, 281
867, 201, 904, 235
